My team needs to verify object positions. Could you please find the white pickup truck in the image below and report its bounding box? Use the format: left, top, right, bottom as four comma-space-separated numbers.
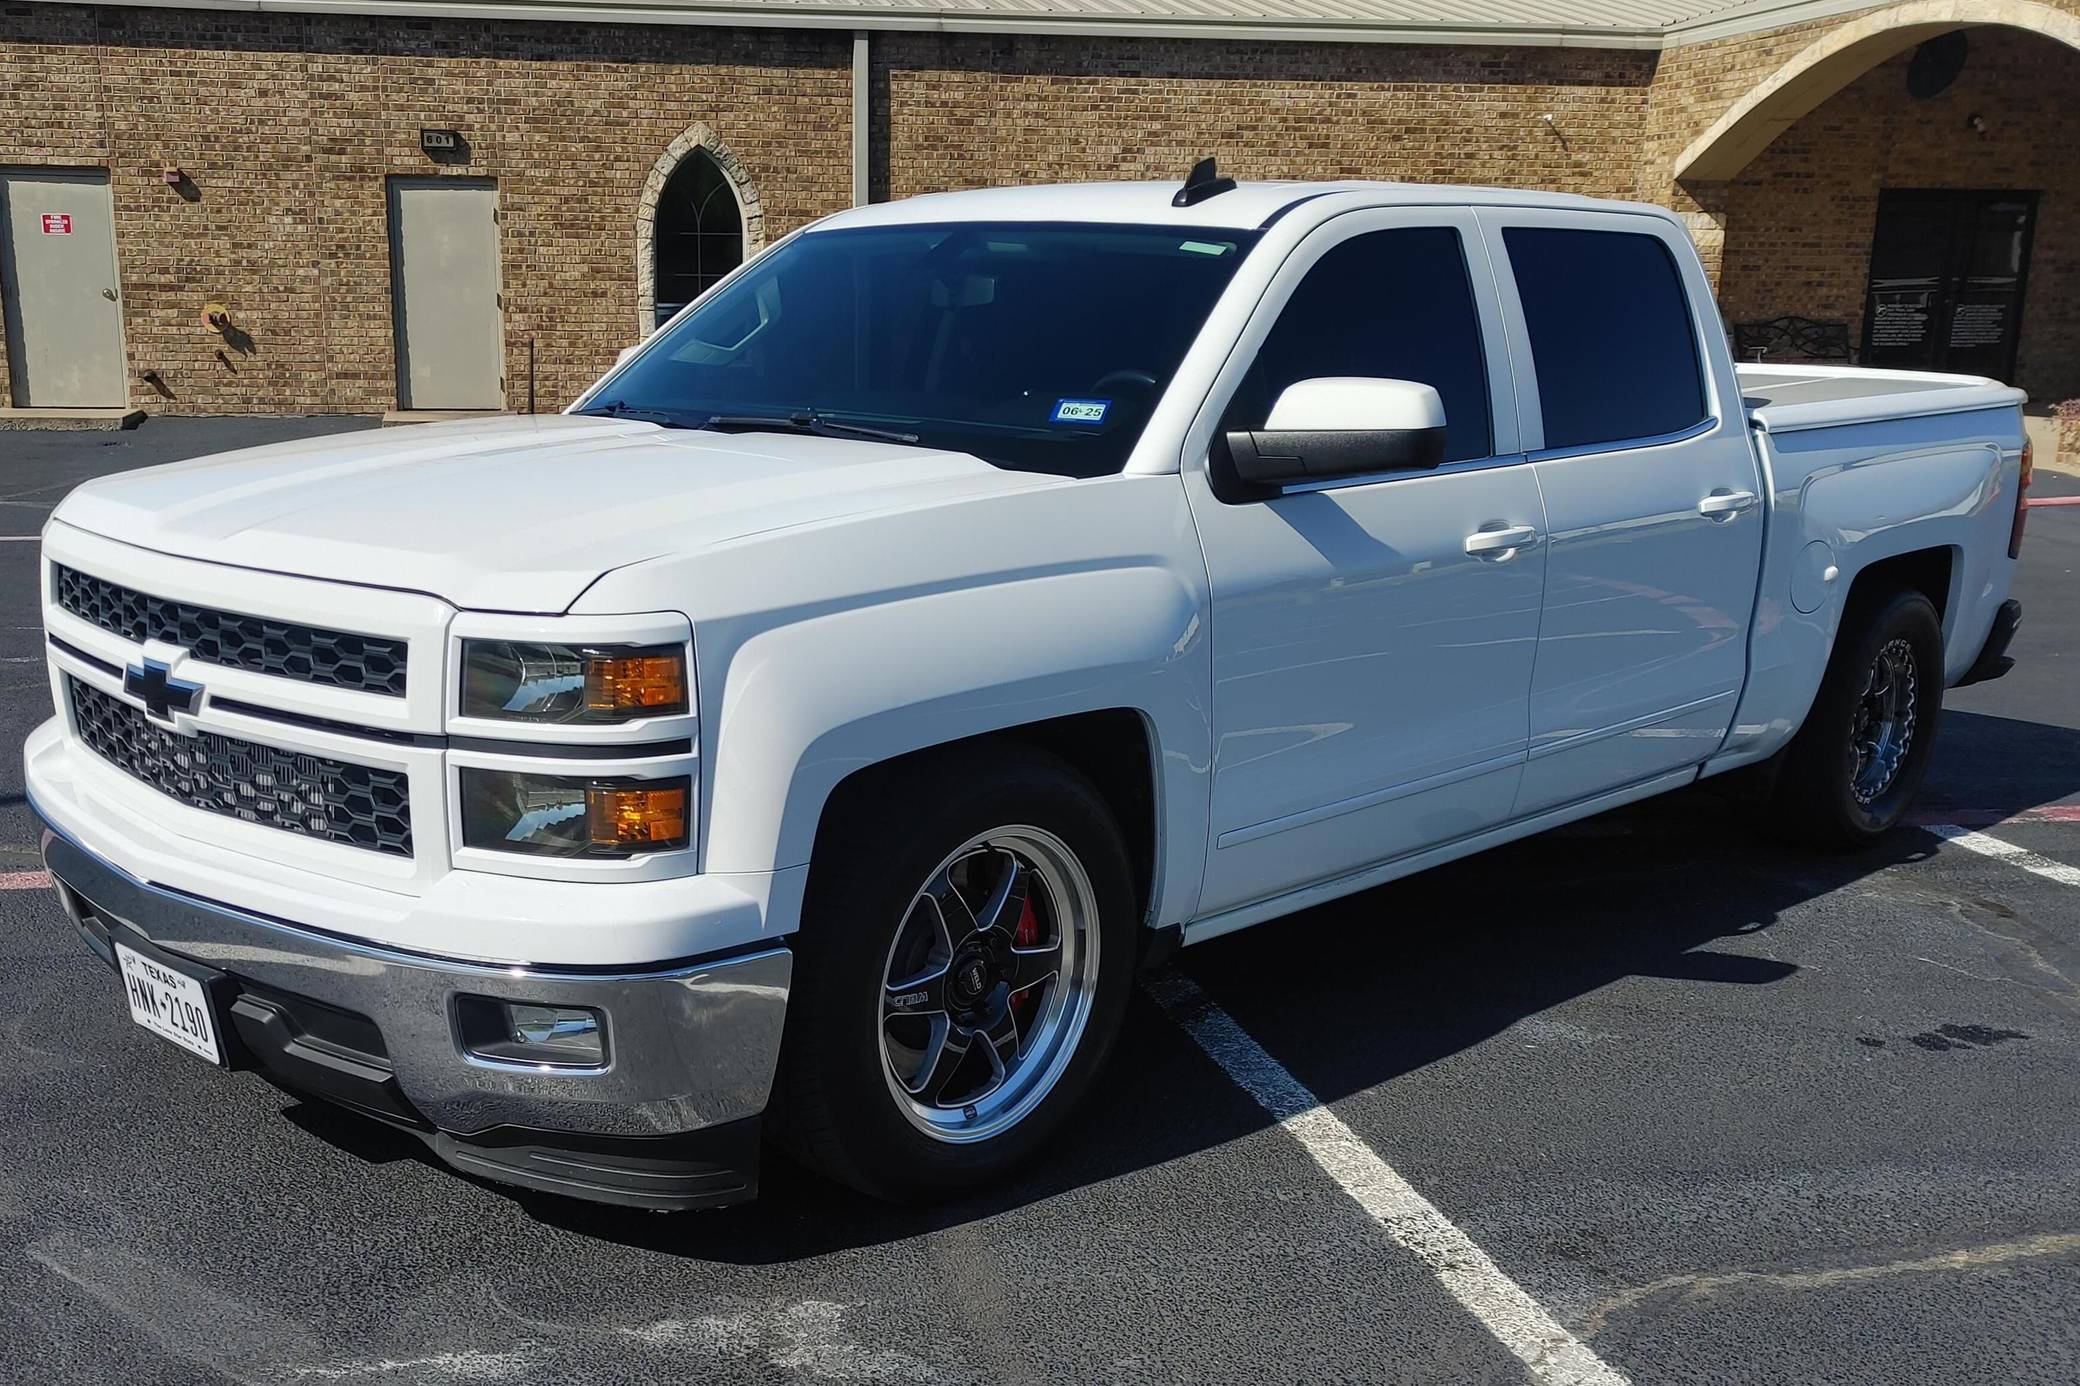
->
29, 170, 2032, 1211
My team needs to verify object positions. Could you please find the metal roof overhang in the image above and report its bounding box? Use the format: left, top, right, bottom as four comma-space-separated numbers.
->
28, 0, 1894, 51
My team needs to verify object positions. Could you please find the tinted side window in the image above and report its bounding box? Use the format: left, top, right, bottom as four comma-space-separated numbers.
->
1501, 226, 1707, 450
1226, 227, 1493, 464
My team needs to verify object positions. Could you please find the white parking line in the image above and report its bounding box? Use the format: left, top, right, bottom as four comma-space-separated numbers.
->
1148, 971, 1629, 1386
1926, 825, 2080, 889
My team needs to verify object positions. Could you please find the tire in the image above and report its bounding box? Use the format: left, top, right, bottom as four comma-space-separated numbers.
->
1767, 587, 1944, 849
767, 741, 1137, 1202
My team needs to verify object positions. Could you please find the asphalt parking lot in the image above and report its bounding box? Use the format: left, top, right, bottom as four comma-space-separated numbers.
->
1, 418, 2076, 1385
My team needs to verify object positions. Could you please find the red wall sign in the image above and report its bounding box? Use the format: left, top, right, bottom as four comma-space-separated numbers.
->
41, 213, 73, 235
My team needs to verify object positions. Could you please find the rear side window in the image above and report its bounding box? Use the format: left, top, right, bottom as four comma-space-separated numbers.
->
1502, 226, 1707, 451
1225, 226, 1493, 464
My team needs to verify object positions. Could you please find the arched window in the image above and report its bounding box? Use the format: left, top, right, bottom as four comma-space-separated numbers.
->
651, 150, 744, 327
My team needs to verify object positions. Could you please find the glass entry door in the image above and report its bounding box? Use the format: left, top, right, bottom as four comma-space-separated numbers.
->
1860, 189, 2037, 382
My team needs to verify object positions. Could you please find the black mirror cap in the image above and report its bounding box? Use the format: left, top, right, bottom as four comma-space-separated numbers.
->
1214, 426, 1447, 500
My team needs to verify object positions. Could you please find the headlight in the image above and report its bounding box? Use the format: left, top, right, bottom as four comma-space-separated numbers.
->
460, 640, 687, 724
460, 769, 691, 858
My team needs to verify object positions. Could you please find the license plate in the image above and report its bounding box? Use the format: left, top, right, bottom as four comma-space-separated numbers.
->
114, 941, 224, 1065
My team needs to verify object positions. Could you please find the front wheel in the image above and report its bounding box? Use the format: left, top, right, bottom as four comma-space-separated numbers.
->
769, 743, 1137, 1201
1767, 588, 1944, 848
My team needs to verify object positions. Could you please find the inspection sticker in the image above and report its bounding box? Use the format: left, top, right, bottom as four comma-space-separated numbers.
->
1052, 398, 1110, 425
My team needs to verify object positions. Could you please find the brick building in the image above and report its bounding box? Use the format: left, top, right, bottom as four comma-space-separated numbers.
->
1, 0, 2075, 418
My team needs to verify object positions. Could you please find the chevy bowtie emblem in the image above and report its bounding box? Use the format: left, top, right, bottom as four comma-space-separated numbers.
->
124, 659, 203, 724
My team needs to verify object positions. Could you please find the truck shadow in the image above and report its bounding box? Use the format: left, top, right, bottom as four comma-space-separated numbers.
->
293, 710, 2077, 1262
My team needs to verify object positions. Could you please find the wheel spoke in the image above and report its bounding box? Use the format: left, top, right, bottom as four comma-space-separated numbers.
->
977, 1003, 1020, 1085
927, 868, 979, 945
970, 849, 1027, 936
1008, 937, 1062, 994
902, 1015, 973, 1102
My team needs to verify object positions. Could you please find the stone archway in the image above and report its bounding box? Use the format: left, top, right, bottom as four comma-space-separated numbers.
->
1676, 0, 2080, 184
1677, 4, 2080, 397
635, 123, 766, 336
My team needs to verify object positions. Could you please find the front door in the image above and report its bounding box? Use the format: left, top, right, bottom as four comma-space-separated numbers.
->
387, 178, 504, 410
1479, 210, 1765, 816
1860, 189, 2037, 383
1184, 210, 1545, 919
0, 170, 127, 407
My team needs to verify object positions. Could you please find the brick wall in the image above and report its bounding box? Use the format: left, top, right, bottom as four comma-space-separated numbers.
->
1713, 27, 2080, 401
873, 34, 1655, 202
0, 5, 851, 413
3, 1, 2077, 413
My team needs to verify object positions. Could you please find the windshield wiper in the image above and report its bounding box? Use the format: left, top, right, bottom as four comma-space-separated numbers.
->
578, 399, 702, 429
703, 411, 921, 446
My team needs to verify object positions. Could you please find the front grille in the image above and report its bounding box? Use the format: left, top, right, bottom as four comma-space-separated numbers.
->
67, 677, 414, 857
54, 565, 407, 697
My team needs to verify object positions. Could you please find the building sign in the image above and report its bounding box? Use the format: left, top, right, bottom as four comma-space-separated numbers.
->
1865, 290, 1932, 351
41, 213, 72, 235
420, 128, 461, 153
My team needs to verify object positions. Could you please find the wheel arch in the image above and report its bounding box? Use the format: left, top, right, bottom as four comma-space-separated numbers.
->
811, 709, 1164, 934
1840, 544, 1956, 634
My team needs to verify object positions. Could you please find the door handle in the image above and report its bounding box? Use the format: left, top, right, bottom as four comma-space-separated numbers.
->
1698, 488, 1757, 519
1464, 524, 1539, 558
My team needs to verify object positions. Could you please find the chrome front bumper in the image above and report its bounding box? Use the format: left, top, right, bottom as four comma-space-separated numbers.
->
37, 809, 791, 1208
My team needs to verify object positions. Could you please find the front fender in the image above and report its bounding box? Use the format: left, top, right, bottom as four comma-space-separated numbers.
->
700, 564, 1211, 928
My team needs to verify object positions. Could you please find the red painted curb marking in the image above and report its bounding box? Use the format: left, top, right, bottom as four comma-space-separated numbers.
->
2025, 495, 2080, 508
1909, 805, 2080, 827
0, 870, 52, 890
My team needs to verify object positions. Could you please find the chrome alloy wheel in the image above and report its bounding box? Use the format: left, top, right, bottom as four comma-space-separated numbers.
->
1850, 635, 1919, 805
878, 827, 1100, 1144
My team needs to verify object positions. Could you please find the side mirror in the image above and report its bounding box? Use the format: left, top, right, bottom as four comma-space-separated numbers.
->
1220, 378, 1447, 493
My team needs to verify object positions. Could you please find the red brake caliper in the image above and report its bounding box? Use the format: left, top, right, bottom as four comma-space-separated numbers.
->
1009, 894, 1042, 1027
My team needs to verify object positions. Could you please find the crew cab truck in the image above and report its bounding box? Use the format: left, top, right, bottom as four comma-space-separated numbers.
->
27, 171, 2031, 1210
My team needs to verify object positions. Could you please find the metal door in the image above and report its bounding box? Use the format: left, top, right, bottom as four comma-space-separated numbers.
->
1181, 209, 1543, 918
388, 178, 504, 410
0, 170, 127, 407
1478, 208, 1766, 817
1860, 189, 2037, 384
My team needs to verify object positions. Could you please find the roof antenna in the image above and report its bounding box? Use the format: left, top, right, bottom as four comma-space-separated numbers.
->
1172, 156, 1236, 208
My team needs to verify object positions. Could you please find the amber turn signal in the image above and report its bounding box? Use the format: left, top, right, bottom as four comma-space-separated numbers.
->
586, 653, 687, 715
588, 782, 690, 851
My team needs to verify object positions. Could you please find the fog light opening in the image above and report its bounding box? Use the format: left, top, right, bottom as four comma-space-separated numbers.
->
455, 996, 607, 1069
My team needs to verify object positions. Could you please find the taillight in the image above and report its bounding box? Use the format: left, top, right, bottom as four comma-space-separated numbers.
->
2009, 440, 2032, 559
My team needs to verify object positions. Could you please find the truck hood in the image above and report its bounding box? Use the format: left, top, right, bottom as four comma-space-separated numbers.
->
52, 415, 1062, 612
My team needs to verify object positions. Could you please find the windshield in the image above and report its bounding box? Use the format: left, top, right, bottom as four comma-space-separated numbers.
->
583, 222, 1261, 477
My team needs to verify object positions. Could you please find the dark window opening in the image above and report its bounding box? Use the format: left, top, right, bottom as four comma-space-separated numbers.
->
652, 151, 744, 328
1503, 226, 1706, 451
1222, 226, 1494, 465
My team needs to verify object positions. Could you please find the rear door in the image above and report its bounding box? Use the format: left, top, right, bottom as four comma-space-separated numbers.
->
1477, 209, 1764, 815
1182, 209, 1546, 919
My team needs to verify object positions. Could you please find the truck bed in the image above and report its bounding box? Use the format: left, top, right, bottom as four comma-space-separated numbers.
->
1737, 363, 2027, 435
